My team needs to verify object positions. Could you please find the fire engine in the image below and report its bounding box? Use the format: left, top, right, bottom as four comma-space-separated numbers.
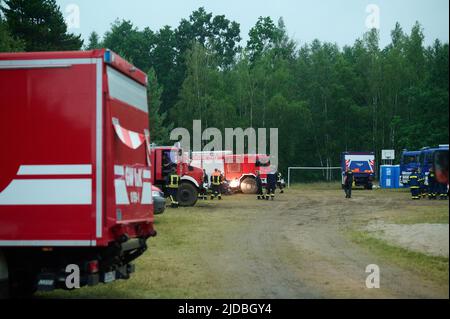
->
151, 145, 204, 206
0, 50, 156, 297
191, 152, 272, 194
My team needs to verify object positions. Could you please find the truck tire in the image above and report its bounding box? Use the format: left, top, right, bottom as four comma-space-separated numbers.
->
177, 182, 198, 207
365, 183, 373, 190
0, 250, 9, 299
241, 177, 257, 194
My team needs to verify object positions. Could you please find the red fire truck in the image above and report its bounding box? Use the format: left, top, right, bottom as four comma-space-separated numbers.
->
0, 50, 156, 297
191, 152, 272, 194
151, 145, 204, 206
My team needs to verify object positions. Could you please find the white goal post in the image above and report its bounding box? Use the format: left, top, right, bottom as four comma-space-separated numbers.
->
287, 167, 342, 188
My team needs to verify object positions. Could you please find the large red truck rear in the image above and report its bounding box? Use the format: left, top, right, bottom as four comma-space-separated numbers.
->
0, 49, 155, 297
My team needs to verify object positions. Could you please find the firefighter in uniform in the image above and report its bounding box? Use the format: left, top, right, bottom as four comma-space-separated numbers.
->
276, 171, 284, 194
343, 167, 354, 199
408, 170, 420, 200
210, 169, 223, 200
256, 172, 264, 200
199, 169, 209, 200
266, 172, 277, 200
428, 168, 437, 200
162, 152, 175, 176
438, 182, 448, 200
219, 170, 226, 195
419, 172, 428, 199
166, 167, 180, 208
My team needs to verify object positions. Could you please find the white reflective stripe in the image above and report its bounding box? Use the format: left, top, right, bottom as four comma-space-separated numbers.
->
0, 58, 98, 68
345, 155, 375, 161
96, 59, 103, 238
141, 182, 153, 205
18, 165, 92, 176
143, 170, 151, 179
114, 165, 125, 176
129, 131, 142, 149
114, 180, 130, 205
0, 179, 92, 205
112, 118, 145, 150
0, 64, 72, 70
114, 123, 125, 142
0, 240, 96, 247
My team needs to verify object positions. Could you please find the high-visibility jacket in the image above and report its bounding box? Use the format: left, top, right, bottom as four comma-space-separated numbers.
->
277, 173, 282, 183
168, 174, 180, 188
211, 173, 222, 186
409, 174, 419, 188
429, 171, 436, 186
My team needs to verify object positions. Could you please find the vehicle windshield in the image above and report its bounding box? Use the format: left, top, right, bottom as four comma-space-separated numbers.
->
402, 155, 418, 164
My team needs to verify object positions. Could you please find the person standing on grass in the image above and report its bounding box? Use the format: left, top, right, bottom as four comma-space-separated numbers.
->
210, 169, 223, 200
266, 172, 277, 200
256, 172, 264, 200
438, 182, 448, 200
343, 167, 354, 199
199, 169, 209, 200
408, 169, 421, 200
428, 168, 437, 200
166, 167, 180, 208
276, 171, 285, 194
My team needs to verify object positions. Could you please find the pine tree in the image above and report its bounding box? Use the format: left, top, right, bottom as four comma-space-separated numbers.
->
85, 31, 101, 50
1, 0, 83, 51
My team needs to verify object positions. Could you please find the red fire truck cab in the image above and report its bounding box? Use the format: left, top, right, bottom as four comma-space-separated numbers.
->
191, 152, 271, 194
0, 49, 156, 297
151, 145, 204, 206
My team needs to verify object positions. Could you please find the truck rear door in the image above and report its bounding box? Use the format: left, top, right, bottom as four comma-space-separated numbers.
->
104, 63, 153, 242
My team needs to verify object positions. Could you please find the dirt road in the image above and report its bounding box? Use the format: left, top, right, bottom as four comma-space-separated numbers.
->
41, 185, 449, 299
197, 188, 448, 298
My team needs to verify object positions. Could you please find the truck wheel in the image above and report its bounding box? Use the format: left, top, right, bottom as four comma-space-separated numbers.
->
177, 182, 198, 207
0, 251, 9, 299
365, 184, 373, 190
241, 177, 257, 194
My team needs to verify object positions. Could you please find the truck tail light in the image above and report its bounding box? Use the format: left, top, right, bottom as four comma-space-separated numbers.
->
88, 260, 99, 274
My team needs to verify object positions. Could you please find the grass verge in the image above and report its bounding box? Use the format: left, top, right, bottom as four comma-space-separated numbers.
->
349, 230, 449, 284
385, 205, 449, 225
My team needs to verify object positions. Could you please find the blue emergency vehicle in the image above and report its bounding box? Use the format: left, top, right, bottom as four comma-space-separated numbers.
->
341, 152, 375, 190
400, 150, 421, 186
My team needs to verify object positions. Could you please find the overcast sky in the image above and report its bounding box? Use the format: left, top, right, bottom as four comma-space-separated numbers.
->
56, 0, 449, 48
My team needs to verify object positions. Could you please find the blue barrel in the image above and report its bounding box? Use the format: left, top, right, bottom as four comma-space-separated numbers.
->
380, 165, 401, 189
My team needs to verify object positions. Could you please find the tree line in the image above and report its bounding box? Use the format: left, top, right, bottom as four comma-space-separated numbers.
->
1, 1, 448, 174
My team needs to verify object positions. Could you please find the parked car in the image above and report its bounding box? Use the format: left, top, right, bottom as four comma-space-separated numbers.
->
152, 186, 166, 215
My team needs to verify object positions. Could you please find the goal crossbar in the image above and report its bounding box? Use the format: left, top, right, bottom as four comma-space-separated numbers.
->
287, 167, 342, 187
